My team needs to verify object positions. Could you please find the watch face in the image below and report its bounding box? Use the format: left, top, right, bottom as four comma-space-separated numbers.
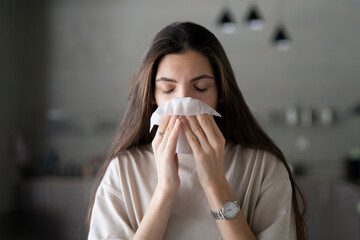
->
223, 201, 240, 219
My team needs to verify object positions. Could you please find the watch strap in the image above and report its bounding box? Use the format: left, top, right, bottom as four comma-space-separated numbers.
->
211, 200, 240, 220
211, 208, 226, 220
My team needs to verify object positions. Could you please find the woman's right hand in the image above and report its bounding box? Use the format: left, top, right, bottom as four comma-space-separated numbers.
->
134, 115, 181, 239
151, 115, 181, 195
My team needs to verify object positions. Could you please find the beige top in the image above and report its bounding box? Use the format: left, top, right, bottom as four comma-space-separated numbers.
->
88, 142, 296, 240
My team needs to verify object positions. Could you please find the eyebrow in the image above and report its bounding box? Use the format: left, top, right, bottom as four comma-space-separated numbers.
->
155, 74, 215, 83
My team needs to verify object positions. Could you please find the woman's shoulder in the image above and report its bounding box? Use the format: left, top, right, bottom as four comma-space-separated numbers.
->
109, 144, 154, 170
101, 144, 155, 189
225, 141, 278, 160
116, 143, 153, 161
225, 142, 289, 181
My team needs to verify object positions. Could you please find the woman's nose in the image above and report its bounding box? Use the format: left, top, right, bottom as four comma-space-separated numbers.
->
177, 86, 191, 98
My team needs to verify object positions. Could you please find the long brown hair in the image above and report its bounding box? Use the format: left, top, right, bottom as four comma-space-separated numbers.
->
87, 22, 306, 239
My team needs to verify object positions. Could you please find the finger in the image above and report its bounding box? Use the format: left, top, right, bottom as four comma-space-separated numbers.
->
206, 114, 223, 139
158, 115, 171, 136
186, 115, 211, 150
196, 114, 217, 144
152, 115, 171, 148
165, 118, 181, 154
205, 114, 225, 149
161, 115, 179, 150
180, 117, 202, 155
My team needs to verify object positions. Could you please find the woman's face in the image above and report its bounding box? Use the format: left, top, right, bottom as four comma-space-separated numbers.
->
154, 50, 218, 109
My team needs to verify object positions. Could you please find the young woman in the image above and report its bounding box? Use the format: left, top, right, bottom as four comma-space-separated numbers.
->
87, 22, 306, 240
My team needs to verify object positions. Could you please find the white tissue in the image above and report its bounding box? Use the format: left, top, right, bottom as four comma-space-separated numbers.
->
149, 97, 221, 154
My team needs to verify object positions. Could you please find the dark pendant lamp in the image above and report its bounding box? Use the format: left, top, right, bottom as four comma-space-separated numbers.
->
218, 8, 236, 34
272, 24, 291, 51
272, 0, 291, 50
245, 4, 264, 31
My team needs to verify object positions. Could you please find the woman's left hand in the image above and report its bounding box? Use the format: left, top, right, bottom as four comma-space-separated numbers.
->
181, 114, 256, 240
180, 114, 227, 191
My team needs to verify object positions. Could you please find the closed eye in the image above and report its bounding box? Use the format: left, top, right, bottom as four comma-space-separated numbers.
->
163, 88, 174, 94
195, 87, 208, 93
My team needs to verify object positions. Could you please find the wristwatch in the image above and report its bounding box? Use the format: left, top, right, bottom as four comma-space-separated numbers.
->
211, 200, 240, 220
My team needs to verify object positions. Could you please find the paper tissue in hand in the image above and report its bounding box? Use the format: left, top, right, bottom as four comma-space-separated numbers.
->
149, 97, 221, 154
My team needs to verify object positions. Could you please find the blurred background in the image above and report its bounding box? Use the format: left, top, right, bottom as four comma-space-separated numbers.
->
1, 0, 359, 239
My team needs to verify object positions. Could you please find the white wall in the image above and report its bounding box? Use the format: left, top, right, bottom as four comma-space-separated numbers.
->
46, 0, 360, 176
